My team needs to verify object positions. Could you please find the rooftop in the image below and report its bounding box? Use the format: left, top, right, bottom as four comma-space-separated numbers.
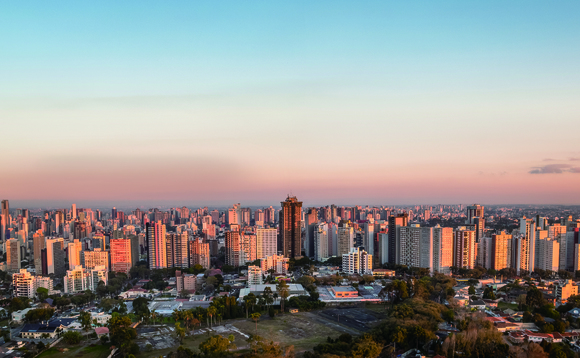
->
332, 286, 357, 292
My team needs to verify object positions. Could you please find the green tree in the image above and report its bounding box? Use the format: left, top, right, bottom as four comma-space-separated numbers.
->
62, 331, 83, 345
79, 310, 92, 331
382, 279, 409, 306
107, 315, 137, 356
483, 287, 496, 299
199, 335, 236, 357
132, 297, 150, 318
351, 335, 382, 358
24, 308, 55, 323
468, 285, 476, 295
9, 297, 30, 312
36, 287, 49, 302
526, 287, 546, 309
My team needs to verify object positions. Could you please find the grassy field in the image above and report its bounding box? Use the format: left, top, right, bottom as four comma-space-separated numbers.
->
498, 301, 518, 310
363, 303, 390, 314
230, 313, 348, 351
38, 344, 111, 358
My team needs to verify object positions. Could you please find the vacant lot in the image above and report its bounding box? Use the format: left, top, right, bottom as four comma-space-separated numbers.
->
136, 312, 358, 357
231, 313, 350, 351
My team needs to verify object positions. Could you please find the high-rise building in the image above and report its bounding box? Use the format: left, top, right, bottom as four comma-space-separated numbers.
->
314, 222, 329, 262
13, 269, 54, 298
342, 247, 372, 275
110, 238, 132, 274
363, 220, 376, 256
388, 213, 408, 264
166, 232, 188, 268
279, 196, 303, 258
1, 199, 9, 242
92, 233, 106, 250
265, 206, 276, 224
241, 208, 251, 226
83, 248, 109, 271
210, 209, 220, 224
63, 265, 108, 293
466, 205, 485, 243
537, 238, 560, 272
260, 254, 289, 275
304, 208, 318, 258
228, 204, 241, 227
67, 239, 83, 268
534, 229, 549, 269
225, 225, 240, 267
32, 230, 45, 274
240, 231, 257, 264
453, 228, 476, 269
189, 238, 210, 269
6, 238, 20, 273
44, 237, 65, 277
491, 231, 512, 271
562, 228, 579, 271
399, 226, 433, 272
555, 280, 578, 303
147, 221, 167, 269
254, 209, 265, 227
433, 226, 453, 274
256, 228, 277, 259
515, 217, 536, 275
175, 270, 196, 293
466, 204, 484, 224
247, 265, 263, 286
377, 232, 389, 266
337, 222, 354, 256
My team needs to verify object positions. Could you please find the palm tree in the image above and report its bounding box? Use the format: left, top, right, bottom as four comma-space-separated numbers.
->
207, 306, 217, 329
172, 309, 182, 322
277, 280, 290, 313
250, 313, 261, 335
183, 310, 197, 334
150, 310, 158, 325
263, 287, 273, 308
174, 322, 185, 344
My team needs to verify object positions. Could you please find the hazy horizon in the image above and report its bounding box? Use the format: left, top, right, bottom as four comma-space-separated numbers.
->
5, 199, 580, 211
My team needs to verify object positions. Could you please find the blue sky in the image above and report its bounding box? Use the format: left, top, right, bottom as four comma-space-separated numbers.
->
1, 1, 579, 205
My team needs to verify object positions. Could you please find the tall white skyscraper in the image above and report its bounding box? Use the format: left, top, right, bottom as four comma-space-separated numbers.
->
314, 222, 329, 261
399, 225, 433, 272
256, 228, 277, 259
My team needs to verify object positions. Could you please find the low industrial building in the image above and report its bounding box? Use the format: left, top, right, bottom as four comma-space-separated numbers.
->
238, 284, 307, 304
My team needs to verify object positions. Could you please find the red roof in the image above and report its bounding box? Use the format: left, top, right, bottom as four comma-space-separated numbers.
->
486, 317, 504, 322
95, 327, 109, 335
